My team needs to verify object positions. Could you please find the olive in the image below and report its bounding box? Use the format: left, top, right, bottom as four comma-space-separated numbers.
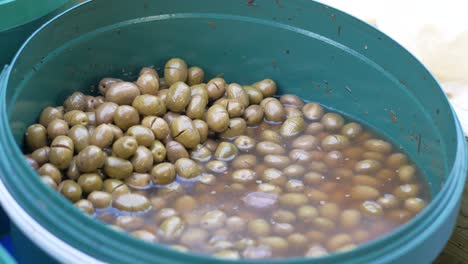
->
319, 203, 340, 221
200, 210, 227, 230
252, 79, 277, 97
353, 175, 380, 188
157, 88, 169, 100
132, 230, 157, 243
114, 105, 140, 131
394, 184, 420, 199
377, 194, 399, 209
24, 155, 39, 170
186, 95, 208, 120
223, 99, 244, 118
291, 135, 318, 151
90, 124, 114, 148
58, 180, 82, 202
166, 141, 189, 163
103, 156, 133, 179
341, 122, 362, 138
190, 84, 209, 101
214, 142, 238, 161
186, 66, 204, 86
360, 201, 383, 217
38, 163, 62, 184
206, 78, 226, 101
306, 122, 324, 135
264, 155, 290, 169
219, 118, 247, 139
150, 140, 167, 163
354, 159, 382, 174
321, 113, 345, 131
68, 125, 90, 153
326, 233, 353, 252
171, 245, 189, 252
362, 151, 385, 162
232, 169, 257, 184
65, 157, 80, 180
262, 168, 287, 186
105, 82, 141, 105
321, 134, 350, 151
284, 107, 304, 119
256, 141, 285, 155
262, 98, 285, 122
88, 191, 112, 208
305, 246, 328, 257
297, 205, 318, 222
47, 119, 69, 140
64, 110, 89, 127
190, 144, 212, 162
136, 72, 159, 95
112, 136, 138, 159
141, 116, 169, 140
206, 160, 228, 174
64, 92, 86, 111
99, 77, 122, 95
76, 145, 105, 173
279, 193, 308, 207
404, 198, 426, 213
214, 250, 240, 260
166, 82, 191, 112
180, 227, 208, 247
174, 158, 201, 179
113, 193, 151, 212
301, 102, 324, 121
243, 105, 264, 126
158, 216, 185, 241
398, 165, 416, 182
126, 125, 154, 147
285, 179, 305, 192
206, 104, 230, 132
75, 199, 95, 215
243, 86, 264, 105
364, 139, 392, 153
39, 107, 64, 127
192, 119, 209, 143
232, 154, 257, 169
260, 236, 289, 254
139, 67, 158, 76
87, 96, 105, 111
77, 173, 103, 193
260, 130, 282, 144
226, 83, 249, 107
115, 216, 146, 231
313, 217, 335, 231
132, 95, 166, 116
86, 112, 96, 126
164, 58, 188, 85
273, 223, 294, 236
131, 146, 153, 173
95, 102, 118, 124
340, 209, 361, 229
247, 219, 271, 237
280, 116, 305, 137
280, 94, 304, 108
49, 136, 74, 169
170, 116, 200, 149
103, 179, 130, 195
283, 164, 305, 178
234, 135, 256, 152
124, 172, 151, 189
386, 153, 408, 169
272, 210, 296, 223
31, 147, 50, 165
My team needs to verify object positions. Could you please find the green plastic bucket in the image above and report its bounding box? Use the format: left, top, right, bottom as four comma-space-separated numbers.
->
0, 245, 15, 264
0, 0, 466, 263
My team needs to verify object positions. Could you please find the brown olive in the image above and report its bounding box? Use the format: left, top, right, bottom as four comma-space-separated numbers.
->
112, 136, 138, 159
226, 83, 249, 107
166, 140, 189, 163
306, 122, 324, 135
386, 153, 408, 169
206, 78, 226, 101
95, 102, 118, 125
193, 119, 209, 143
321, 135, 350, 151
262, 98, 285, 123
131, 146, 153, 173
151, 162, 176, 185
39, 107, 64, 127
58, 180, 82, 202
136, 72, 159, 95
354, 159, 382, 174
170, 116, 200, 149
243, 85, 264, 105
219, 118, 247, 139
253, 79, 277, 97
341, 122, 362, 138
77, 173, 103, 193
114, 105, 140, 131
99, 77, 122, 95
49, 136, 74, 169
284, 107, 304, 119
132, 95, 166, 116
47, 119, 69, 140
243, 105, 264, 126
186, 95, 208, 120
105, 82, 141, 105
38, 163, 62, 184
280, 94, 304, 108
103, 156, 133, 179
164, 58, 188, 85
283, 164, 305, 178
364, 139, 392, 153
26, 124, 48, 151
323, 150, 344, 167
64, 92, 86, 111
321, 113, 345, 131
90, 124, 114, 148
302, 103, 324, 121
206, 104, 230, 132
175, 158, 202, 179
187, 66, 204, 85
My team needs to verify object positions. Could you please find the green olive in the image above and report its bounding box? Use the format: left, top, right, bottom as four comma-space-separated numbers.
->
186, 95, 208, 120
38, 163, 62, 184
103, 156, 133, 179
113, 105, 140, 131
306, 122, 324, 135
219, 118, 247, 139
321, 135, 350, 151
224, 99, 244, 118
292, 135, 318, 150
200, 210, 227, 230
262, 98, 285, 123
157, 88, 169, 100
359, 201, 383, 217
136, 72, 159, 95
243, 85, 264, 105
47, 119, 69, 140
232, 154, 257, 169
323, 150, 344, 167
68, 125, 90, 153
280, 94, 304, 108
77, 173, 103, 193
131, 230, 157, 242
39, 107, 64, 127
302, 103, 324, 121
64, 110, 89, 127
279, 193, 308, 207
170, 116, 200, 149
103, 179, 130, 195
206, 78, 226, 101
98, 77, 122, 95
206, 160, 228, 174
180, 227, 208, 247
305, 246, 328, 257
163, 112, 181, 124
262, 168, 287, 186
232, 169, 257, 184
354, 159, 382, 174
95, 102, 118, 124
190, 144, 212, 162
166, 82, 191, 113
206, 104, 230, 132
90, 124, 114, 148
88, 191, 112, 208
226, 83, 249, 107
364, 139, 392, 153
164, 58, 188, 85
156, 181, 185, 198
158, 216, 185, 241
139, 67, 158, 77
126, 125, 155, 147
49, 136, 74, 169
75, 199, 95, 215
112, 136, 138, 159
66, 157, 80, 180
256, 141, 286, 155
131, 146, 153, 173
190, 84, 209, 102
86, 96, 105, 112
386, 153, 408, 169
76, 145, 105, 172
147, 140, 165, 163
289, 149, 312, 164
260, 130, 282, 144
243, 105, 264, 126
187, 66, 204, 86
280, 116, 305, 137
58, 180, 82, 202
234, 135, 256, 152
272, 210, 296, 223
175, 158, 201, 179
260, 236, 289, 254
252, 79, 277, 97
105, 82, 141, 105
25, 155, 39, 170
26, 124, 48, 151
341, 122, 362, 138
64, 92, 86, 111
283, 164, 305, 178
263, 155, 290, 169
113, 193, 151, 212
284, 107, 304, 119
166, 141, 189, 163
192, 119, 209, 143
321, 113, 345, 131
125, 172, 151, 189
31, 146, 50, 165
247, 219, 271, 237
141, 116, 170, 140
132, 94, 166, 116
214, 142, 238, 161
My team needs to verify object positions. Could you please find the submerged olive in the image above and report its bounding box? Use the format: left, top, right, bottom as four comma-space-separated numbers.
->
215, 142, 238, 161
158, 216, 185, 241
256, 141, 285, 155
166, 82, 191, 112
187, 66, 205, 86
113, 193, 151, 212
232, 154, 257, 169
321, 135, 350, 151
132, 95, 166, 116
280, 116, 305, 137
164, 58, 188, 85
105, 82, 141, 105
260, 130, 282, 144
219, 118, 247, 139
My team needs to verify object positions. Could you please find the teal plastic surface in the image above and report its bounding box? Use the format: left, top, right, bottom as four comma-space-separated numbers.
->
0, 244, 15, 264
0, 0, 466, 263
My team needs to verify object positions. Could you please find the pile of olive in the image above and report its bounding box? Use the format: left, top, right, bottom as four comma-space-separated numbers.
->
23, 58, 429, 259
